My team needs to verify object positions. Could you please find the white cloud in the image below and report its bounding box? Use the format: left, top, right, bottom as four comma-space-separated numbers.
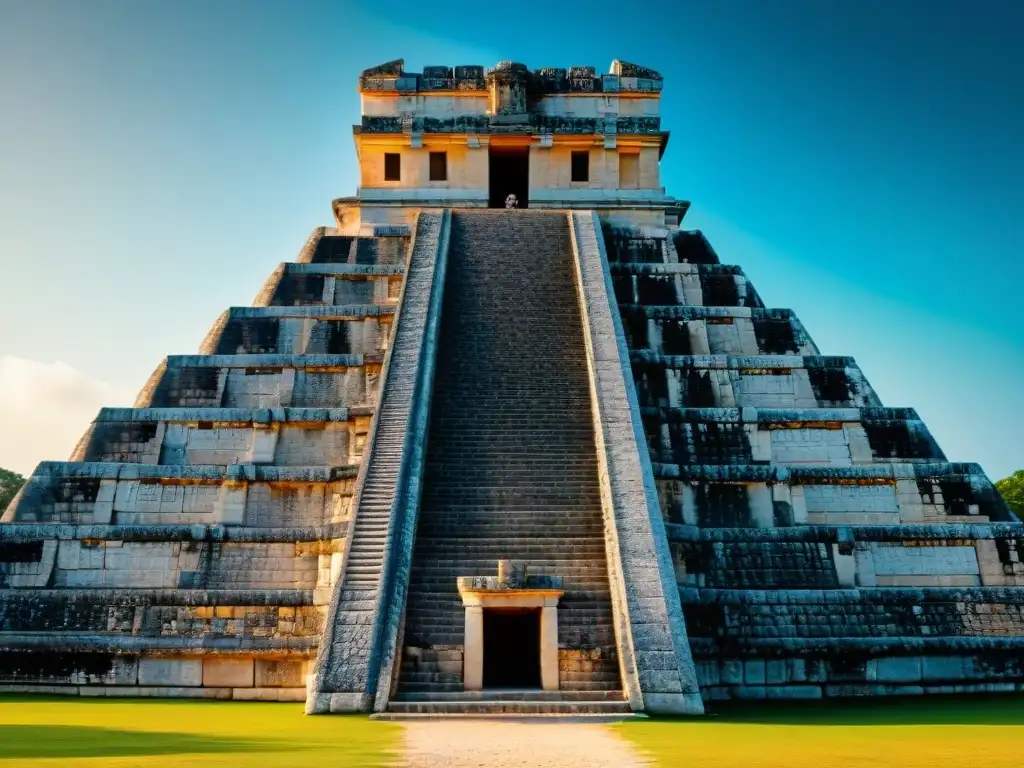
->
0, 356, 136, 476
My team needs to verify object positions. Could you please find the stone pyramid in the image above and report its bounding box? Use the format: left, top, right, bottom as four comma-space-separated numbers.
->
1, 59, 1020, 715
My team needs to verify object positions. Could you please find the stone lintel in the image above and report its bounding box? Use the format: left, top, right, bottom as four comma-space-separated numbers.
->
457, 588, 564, 609
456, 586, 563, 693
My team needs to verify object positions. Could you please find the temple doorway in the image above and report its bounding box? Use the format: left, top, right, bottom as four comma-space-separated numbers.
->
488, 147, 529, 208
482, 608, 541, 688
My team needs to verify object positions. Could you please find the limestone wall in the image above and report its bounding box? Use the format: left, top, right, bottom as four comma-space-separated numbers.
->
671, 526, 1024, 586
199, 307, 394, 356
603, 221, 1023, 702
692, 649, 1024, 701
361, 92, 490, 118
640, 407, 942, 468
620, 308, 818, 356
0, 652, 313, 701
668, 523, 1024, 698
655, 465, 1010, 527
137, 356, 382, 409
612, 267, 764, 310
254, 264, 403, 308
361, 143, 488, 192
5, 465, 356, 527
633, 355, 880, 410
293, 234, 409, 266
72, 408, 372, 468
528, 146, 661, 192
0, 220, 415, 700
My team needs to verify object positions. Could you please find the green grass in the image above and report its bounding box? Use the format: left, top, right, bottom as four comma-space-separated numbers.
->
0, 696, 400, 767
614, 695, 1024, 768
3, 694, 1023, 767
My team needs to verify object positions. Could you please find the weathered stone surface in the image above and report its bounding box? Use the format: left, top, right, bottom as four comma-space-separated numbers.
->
138, 658, 202, 687
1, 55, 1019, 716
307, 211, 449, 713
202, 658, 254, 687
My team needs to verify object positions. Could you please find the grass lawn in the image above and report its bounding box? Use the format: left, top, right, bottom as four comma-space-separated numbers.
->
2, 694, 1023, 767
614, 694, 1024, 768
0, 696, 401, 767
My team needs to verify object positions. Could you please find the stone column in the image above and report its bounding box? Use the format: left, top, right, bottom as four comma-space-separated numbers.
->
463, 606, 484, 691
540, 605, 559, 692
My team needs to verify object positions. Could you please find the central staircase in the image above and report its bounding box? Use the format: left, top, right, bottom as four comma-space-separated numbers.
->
387, 211, 628, 716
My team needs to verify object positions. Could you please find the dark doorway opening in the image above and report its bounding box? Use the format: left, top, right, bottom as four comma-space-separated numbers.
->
488, 148, 529, 208
482, 608, 541, 688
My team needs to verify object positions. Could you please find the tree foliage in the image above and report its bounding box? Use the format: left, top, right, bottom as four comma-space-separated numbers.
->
0, 467, 26, 512
995, 469, 1024, 517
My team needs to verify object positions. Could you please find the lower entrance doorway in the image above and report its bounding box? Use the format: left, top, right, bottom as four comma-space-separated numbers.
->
482, 608, 541, 688
488, 147, 529, 208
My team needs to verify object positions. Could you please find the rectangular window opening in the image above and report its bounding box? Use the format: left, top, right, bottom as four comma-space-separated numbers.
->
384, 153, 401, 181
429, 151, 448, 181
571, 151, 590, 182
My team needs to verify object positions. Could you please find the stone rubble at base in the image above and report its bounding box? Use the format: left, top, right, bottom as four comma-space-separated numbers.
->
0, 58, 1021, 714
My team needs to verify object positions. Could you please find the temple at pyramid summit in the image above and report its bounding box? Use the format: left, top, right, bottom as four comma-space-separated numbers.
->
2, 59, 1022, 716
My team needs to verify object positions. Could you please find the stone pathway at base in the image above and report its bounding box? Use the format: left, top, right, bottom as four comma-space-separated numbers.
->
399, 720, 649, 767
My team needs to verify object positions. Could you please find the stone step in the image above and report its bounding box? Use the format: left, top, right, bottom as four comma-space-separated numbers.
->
406, 582, 612, 593
394, 682, 465, 693
395, 671, 464, 683
411, 542, 607, 553
406, 590, 614, 602
399, 611, 617, 626
408, 568, 611, 578
415, 515, 604, 524
410, 560, 611, 570
395, 210, 618, 697
391, 690, 625, 702
383, 700, 632, 715
405, 584, 612, 595
419, 491, 602, 501
558, 678, 623, 689
404, 603, 614, 615
413, 522, 605, 531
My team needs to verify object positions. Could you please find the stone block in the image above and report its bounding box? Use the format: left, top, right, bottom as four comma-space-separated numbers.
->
233, 687, 307, 702
921, 656, 968, 681
746, 484, 774, 528
744, 660, 766, 685
216, 484, 248, 525
695, 661, 720, 686
56, 541, 80, 570
203, 658, 254, 688
328, 692, 370, 713
721, 660, 743, 684
132, 686, 231, 699
832, 543, 857, 587
789, 659, 807, 682
637, 668, 683, 694
875, 657, 922, 683
642, 692, 705, 714
765, 660, 788, 684
138, 658, 202, 687
765, 685, 822, 700
110, 657, 140, 685
255, 659, 305, 688
732, 685, 767, 700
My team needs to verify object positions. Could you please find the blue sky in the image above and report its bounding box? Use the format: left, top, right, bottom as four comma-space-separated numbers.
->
0, 0, 1020, 479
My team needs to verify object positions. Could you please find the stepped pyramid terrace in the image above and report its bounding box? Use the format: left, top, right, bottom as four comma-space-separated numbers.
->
2, 58, 1022, 718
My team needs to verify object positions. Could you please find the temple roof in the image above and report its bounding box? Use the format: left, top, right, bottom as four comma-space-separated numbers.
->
358, 59, 663, 94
